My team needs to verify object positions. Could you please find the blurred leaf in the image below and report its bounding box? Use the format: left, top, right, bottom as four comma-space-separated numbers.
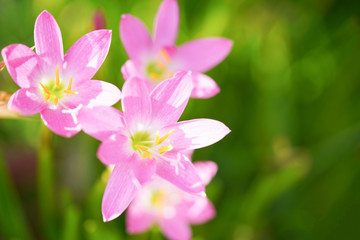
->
83, 219, 123, 240
61, 190, 81, 240
0, 149, 33, 240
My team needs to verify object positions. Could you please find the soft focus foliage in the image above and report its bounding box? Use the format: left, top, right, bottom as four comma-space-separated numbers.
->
1, 0, 360, 239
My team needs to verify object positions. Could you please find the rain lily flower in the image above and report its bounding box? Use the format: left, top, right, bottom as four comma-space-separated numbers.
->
126, 161, 218, 240
92, 72, 230, 221
1, 10, 120, 137
120, 0, 233, 99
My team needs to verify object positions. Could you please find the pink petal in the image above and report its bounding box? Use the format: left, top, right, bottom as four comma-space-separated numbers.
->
102, 163, 140, 222
126, 205, 154, 234
65, 80, 121, 108
153, 0, 179, 50
1, 44, 42, 88
40, 107, 81, 138
78, 106, 125, 141
120, 14, 153, 61
122, 77, 152, 130
182, 149, 194, 159
34, 10, 64, 70
194, 161, 218, 185
121, 60, 141, 80
159, 216, 192, 240
187, 198, 216, 224
174, 38, 233, 72
190, 73, 220, 99
150, 71, 192, 127
8, 88, 46, 115
63, 30, 112, 83
156, 153, 205, 195
132, 155, 156, 184
97, 133, 133, 165
165, 119, 230, 150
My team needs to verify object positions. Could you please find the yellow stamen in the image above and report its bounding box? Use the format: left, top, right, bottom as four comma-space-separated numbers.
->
66, 76, 73, 91
155, 59, 166, 71
155, 131, 160, 146
44, 94, 50, 103
54, 97, 58, 106
64, 90, 78, 94
155, 129, 175, 146
135, 145, 148, 151
149, 73, 161, 80
39, 82, 51, 95
39, 82, 52, 102
142, 152, 153, 159
160, 49, 171, 63
158, 144, 173, 154
63, 76, 78, 95
56, 66, 60, 88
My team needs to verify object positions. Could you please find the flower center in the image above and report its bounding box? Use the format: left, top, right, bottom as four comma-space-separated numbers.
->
146, 49, 174, 82
151, 190, 166, 210
39, 66, 78, 106
131, 129, 175, 159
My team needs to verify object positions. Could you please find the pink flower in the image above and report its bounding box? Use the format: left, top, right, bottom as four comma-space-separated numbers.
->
91, 73, 229, 221
1, 10, 121, 137
120, 0, 233, 99
126, 161, 218, 240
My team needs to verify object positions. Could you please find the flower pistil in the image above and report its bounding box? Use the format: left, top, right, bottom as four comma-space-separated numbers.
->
132, 129, 175, 159
39, 66, 78, 106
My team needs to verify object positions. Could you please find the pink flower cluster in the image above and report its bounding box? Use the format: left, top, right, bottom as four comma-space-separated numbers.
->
1, 0, 232, 239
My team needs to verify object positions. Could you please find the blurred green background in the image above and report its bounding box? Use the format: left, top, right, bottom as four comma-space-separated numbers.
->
1, 0, 360, 239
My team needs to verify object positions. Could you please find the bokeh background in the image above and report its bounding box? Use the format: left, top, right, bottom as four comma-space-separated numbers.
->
1, 0, 360, 239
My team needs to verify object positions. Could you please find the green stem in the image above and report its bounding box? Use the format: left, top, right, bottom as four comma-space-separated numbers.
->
37, 124, 57, 239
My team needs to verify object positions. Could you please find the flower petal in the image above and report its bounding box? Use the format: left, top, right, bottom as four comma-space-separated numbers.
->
8, 88, 46, 115
153, 0, 179, 50
132, 154, 156, 184
156, 153, 205, 195
126, 204, 154, 233
122, 77, 152, 131
174, 38, 233, 72
194, 161, 218, 185
150, 71, 192, 127
97, 133, 133, 165
159, 216, 192, 240
63, 30, 112, 83
40, 107, 81, 138
102, 163, 140, 222
65, 80, 121, 108
1, 44, 42, 88
187, 198, 216, 224
34, 10, 64, 70
79, 106, 125, 141
190, 73, 220, 99
165, 119, 230, 150
120, 14, 153, 61
121, 60, 141, 80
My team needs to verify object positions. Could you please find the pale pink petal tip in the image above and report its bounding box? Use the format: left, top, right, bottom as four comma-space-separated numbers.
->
194, 161, 218, 185
200, 191, 207, 198
153, 0, 179, 49
175, 37, 233, 72
34, 10, 64, 68
190, 73, 220, 99
167, 119, 230, 150
120, 14, 152, 61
